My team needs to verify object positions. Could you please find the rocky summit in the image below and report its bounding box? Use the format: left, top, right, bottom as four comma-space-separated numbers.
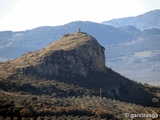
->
0, 31, 106, 79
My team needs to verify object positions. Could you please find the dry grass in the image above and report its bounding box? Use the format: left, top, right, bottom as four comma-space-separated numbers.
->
44, 32, 94, 51
19, 108, 32, 117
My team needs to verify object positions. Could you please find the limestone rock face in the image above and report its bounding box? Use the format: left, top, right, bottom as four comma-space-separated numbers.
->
0, 32, 106, 78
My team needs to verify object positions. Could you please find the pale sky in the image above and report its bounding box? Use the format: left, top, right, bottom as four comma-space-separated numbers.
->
0, 0, 160, 31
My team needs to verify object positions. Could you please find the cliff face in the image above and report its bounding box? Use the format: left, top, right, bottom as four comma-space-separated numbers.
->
0, 32, 106, 78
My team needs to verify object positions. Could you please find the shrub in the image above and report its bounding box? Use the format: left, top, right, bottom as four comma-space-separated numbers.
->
95, 109, 114, 119
65, 106, 93, 116
21, 117, 27, 120
52, 106, 65, 115
4, 117, 11, 120
19, 108, 32, 117
13, 117, 18, 120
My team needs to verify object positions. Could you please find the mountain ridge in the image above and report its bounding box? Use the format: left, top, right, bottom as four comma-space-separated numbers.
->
0, 21, 132, 61
102, 9, 160, 30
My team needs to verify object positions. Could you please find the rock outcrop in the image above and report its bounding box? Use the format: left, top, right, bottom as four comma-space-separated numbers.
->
0, 32, 106, 78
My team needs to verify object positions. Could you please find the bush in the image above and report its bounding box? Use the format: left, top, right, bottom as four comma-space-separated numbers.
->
52, 107, 65, 115
13, 117, 18, 120
95, 109, 114, 119
19, 108, 32, 117
3, 117, 11, 120
65, 106, 93, 116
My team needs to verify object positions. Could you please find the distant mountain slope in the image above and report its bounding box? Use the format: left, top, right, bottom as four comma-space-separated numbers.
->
102, 9, 160, 30
106, 28, 160, 85
0, 21, 132, 60
118, 25, 141, 36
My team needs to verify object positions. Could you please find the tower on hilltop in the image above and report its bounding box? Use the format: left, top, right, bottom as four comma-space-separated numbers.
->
77, 28, 81, 33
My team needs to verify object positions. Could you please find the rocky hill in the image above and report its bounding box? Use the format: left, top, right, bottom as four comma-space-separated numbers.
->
106, 27, 160, 85
0, 31, 160, 102
0, 31, 160, 119
102, 9, 160, 30
0, 31, 105, 79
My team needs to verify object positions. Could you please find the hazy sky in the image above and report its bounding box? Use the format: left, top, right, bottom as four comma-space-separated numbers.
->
0, 0, 160, 31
